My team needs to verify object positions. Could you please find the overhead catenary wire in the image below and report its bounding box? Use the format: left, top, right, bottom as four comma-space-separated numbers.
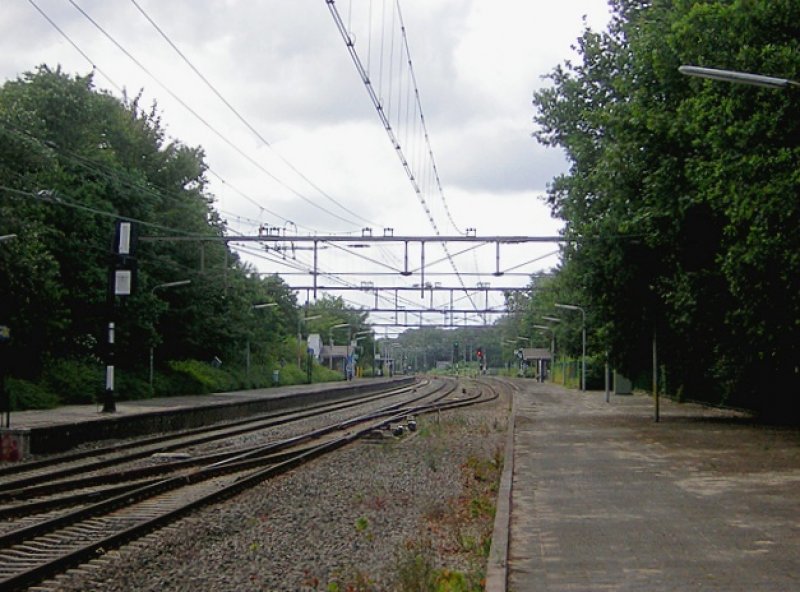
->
326, 0, 480, 313
26, 0, 122, 94
64, 0, 362, 229
0, 185, 203, 238
21, 0, 544, 323
232, 242, 432, 314
127, 0, 380, 230
394, 1, 463, 237
28, 0, 406, 290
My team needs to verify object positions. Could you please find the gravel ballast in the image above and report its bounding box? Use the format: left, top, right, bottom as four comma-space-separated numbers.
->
38, 385, 511, 591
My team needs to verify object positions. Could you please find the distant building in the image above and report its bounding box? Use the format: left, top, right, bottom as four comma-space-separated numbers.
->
519, 348, 552, 380
320, 344, 350, 373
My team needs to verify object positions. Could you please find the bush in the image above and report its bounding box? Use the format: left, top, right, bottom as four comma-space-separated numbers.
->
311, 363, 345, 383
116, 371, 153, 401
6, 377, 60, 410
273, 363, 305, 386
165, 359, 238, 395
40, 359, 102, 405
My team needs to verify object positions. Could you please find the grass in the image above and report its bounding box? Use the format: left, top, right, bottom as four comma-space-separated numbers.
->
390, 417, 505, 591
355, 516, 369, 532
311, 410, 508, 591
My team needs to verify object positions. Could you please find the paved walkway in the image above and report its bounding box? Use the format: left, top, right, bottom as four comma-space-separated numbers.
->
506, 382, 800, 591
4, 377, 403, 430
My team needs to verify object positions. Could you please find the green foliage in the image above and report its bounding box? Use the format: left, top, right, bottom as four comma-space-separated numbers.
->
166, 360, 238, 395
0, 66, 304, 406
6, 377, 60, 410
530, 0, 800, 419
393, 541, 480, 592
115, 371, 153, 401
311, 363, 347, 383
40, 359, 102, 405
434, 570, 471, 592
394, 540, 437, 592
383, 324, 520, 374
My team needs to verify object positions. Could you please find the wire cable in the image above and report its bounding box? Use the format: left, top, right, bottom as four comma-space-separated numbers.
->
325, 0, 479, 313
66, 0, 360, 229
26, 0, 123, 94
31, 0, 403, 287
127, 0, 380, 229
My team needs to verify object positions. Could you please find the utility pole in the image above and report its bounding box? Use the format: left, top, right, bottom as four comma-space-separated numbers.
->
653, 328, 659, 423
104, 220, 137, 413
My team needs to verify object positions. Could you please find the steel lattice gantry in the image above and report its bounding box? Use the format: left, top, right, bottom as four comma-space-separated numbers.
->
141, 231, 561, 327
142, 231, 563, 298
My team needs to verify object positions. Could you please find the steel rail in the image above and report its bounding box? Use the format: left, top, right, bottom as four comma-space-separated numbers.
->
0, 380, 452, 518
0, 381, 421, 491
0, 377, 493, 590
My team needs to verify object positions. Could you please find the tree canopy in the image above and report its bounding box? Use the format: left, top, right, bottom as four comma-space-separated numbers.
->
530, 0, 799, 418
0, 66, 301, 401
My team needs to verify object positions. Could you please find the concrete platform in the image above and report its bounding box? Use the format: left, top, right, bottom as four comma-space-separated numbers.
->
1, 376, 414, 455
495, 380, 800, 591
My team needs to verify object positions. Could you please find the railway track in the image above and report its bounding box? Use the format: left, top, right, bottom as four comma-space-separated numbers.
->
0, 380, 428, 492
0, 379, 447, 523
0, 377, 500, 590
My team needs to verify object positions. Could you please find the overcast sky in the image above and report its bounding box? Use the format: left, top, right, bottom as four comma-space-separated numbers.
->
1, 0, 612, 334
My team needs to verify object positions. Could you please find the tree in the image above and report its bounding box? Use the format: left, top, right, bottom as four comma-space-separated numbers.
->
0, 65, 300, 402
532, 0, 800, 417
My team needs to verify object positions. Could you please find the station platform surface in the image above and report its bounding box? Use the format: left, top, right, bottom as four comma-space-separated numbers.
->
1, 376, 413, 455
499, 381, 800, 591
5, 377, 407, 430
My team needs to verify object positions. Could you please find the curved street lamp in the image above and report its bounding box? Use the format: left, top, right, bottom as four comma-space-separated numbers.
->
555, 303, 587, 392
297, 314, 322, 369
678, 65, 799, 89
533, 324, 555, 380
328, 323, 350, 371
149, 280, 191, 389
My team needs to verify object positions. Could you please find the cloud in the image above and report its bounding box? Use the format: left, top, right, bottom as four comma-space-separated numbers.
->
433, 119, 569, 194
0, 0, 612, 321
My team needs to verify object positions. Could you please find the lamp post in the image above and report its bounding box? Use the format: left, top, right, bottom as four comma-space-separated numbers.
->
678, 65, 800, 89
516, 336, 530, 377
372, 333, 377, 377
328, 323, 349, 371
541, 316, 564, 384
0, 235, 15, 427
149, 280, 191, 391
555, 303, 586, 391
353, 333, 369, 378
534, 324, 555, 382
247, 302, 278, 379
297, 314, 322, 368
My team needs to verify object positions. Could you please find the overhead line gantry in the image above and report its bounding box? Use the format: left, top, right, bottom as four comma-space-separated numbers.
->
142, 231, 564, 298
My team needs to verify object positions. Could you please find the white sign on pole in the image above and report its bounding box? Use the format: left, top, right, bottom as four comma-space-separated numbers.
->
117, 222, 132, 255
114, 270, 132, 296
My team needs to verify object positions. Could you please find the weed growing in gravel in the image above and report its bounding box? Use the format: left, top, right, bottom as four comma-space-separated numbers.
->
355, 516, 369, 532
390, 442, 503, 591
423, 448, 440, 472
393, 538, 437, 590
326, 565, 376, 592
463, 448, 504, 488
393, 537, 481, 591
444, 414, 469, 429
418, 416, 443, 438
423, 499, 448, 522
